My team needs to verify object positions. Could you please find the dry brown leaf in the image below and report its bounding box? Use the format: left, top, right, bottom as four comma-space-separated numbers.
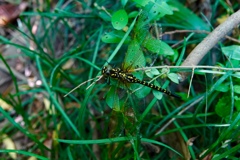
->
1, 134, 17, 159
160, 126, 191, 160
202, 152, 212, 160
27, 157, 37, 160
187, 136, 198, 146
0, 98, 13, 110
0, 2, 28, 26
62, 59, 75, 70
43, 97, 56, 115
141, 142, 161, 154
65, 102, 81, 109
52, 123, 61, 147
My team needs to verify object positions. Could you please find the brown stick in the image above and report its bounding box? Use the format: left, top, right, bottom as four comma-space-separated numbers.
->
179, 9, 240, 81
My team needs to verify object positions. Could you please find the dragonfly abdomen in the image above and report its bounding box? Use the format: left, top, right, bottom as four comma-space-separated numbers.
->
139, 80, 171, 94
128, 75, 180, 98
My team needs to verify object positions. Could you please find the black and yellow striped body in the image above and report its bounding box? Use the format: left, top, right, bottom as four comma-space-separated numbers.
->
102, 66, 180, 98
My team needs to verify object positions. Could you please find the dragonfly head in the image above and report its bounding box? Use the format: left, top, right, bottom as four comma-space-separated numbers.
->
102, 65, 112, 77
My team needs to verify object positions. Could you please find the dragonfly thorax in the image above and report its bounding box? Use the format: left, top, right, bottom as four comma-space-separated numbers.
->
102, 66, 121, 78
102, 65, 137, 83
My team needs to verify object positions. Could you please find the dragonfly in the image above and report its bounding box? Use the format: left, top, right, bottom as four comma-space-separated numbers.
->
101, 65, 180, 99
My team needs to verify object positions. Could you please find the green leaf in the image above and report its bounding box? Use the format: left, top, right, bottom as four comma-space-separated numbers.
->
124, 40, 146, 69
159, 41, 174, 56
121, 0, 128, 7
169, 50, 179, 62
111, 9, 128, 30
143, 36, 162, 54
134, 0, 173, 20
134, 86, 151, 98
98, 11, 111, 21
222, 45, 240, 60
165, 0, 210, 31
235, 97, 240, 111
215, 84, 229, 92
101, 31, 131, 43
128, 11, 139, 18
167, 73, 179, 84
225, 60, 239, 69
130, 10, 171, 58
133, 0, 150, 6
233, 72, 240, 79
145, 0, 173, 20
152, 81, 163, 100
106, 86, 120, 110
153, 90, 163, 100
224, 112, 240, 129
145, 68, 159, 78
234, 85, 240, 94
215, 96, 231, 118
161, 67, 170, 75
133, 12, 149, 44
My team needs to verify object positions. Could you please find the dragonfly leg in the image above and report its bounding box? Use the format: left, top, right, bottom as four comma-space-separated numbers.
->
107, 77, 111, 85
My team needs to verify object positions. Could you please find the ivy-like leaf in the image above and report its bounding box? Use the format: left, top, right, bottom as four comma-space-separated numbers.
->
145, 68, 160, 78
134, 85, 151, 99
235, 97, 240, 111
159, 41, 174, 56
165, 0, 210, 31
167, 73, 179, 84
124, 40, 146, 69
152, 81, 163, 100
101, 31, 131, 43
224, 112, 240, 129
145, 0, 173, 20
98, 11, 111, 21
133, 0, 150, 7
134, 0, 173, 20
215, 84, 229, 92
121, 0, 128, 7
215, 96, 231, 118
111, 9, 128, 30
142, 36, 162, 54
233, 72, 240, 79
222, 45, 240, 60
106, 86, 120, 110
234, 85, 240, 94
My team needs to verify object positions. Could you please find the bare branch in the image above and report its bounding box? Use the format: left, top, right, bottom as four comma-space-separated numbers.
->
179, 9, 240, 81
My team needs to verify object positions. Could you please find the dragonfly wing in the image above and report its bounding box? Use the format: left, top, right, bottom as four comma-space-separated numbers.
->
106, 84, 120, 111
123, 40, 146, 71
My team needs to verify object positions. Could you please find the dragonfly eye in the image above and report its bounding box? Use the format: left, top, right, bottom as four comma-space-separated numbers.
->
102, 66, 112, 77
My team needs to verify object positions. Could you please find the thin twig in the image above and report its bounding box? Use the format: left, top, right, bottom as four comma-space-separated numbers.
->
163, 30, 240, 44
188, 67, 195, 98
155, 96, 204, 135
86, 75, 103, 90
134, 65, 240, 71
64, 75, 102, 97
